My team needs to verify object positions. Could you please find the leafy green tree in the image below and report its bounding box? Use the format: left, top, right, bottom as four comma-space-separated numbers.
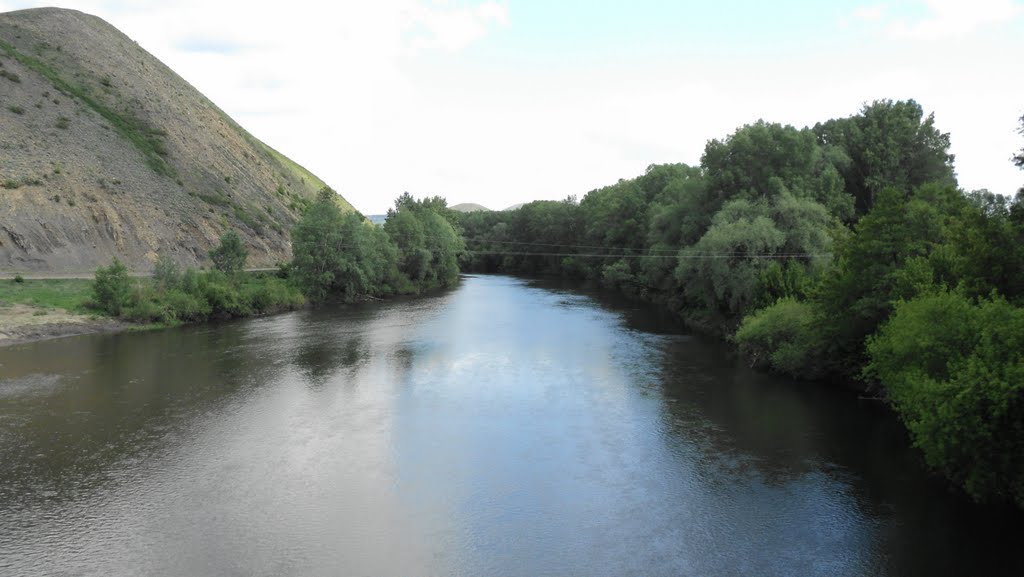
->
734, 297, 825, 379
865, 291, 1024, 506
385, 193, 465, 290
292, 188, 401, 301
815, 99, 955, 216
209, 230, 248, 274
676, 190, 833, 315
702, 121, 853, 221
93, 258, 133, 316
1015, 115, 1024, 175
814, 184, 966, 377
153, 253, 181, 290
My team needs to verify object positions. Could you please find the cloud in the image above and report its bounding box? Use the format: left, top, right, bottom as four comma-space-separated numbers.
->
174, 36, 247, 54
853, 0, 1024, 39
403, 0, 509, 54
854, 4, 887, 22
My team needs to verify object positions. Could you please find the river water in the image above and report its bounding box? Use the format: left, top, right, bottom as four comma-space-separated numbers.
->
0, 275, 1021, 576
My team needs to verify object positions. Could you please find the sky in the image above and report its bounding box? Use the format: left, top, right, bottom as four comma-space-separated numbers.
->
1, 1, 1022, 214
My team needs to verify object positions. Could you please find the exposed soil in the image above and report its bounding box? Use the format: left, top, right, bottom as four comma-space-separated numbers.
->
0, 303, 129, 346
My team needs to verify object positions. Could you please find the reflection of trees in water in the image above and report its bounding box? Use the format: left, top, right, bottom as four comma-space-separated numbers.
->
292, 329, 367, 388
0, 323, 270, 505
653, 336, 1024, 577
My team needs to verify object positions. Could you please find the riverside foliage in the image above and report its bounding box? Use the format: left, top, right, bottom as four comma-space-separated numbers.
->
87, 103, 1024, 508
456, 102, 1024, 507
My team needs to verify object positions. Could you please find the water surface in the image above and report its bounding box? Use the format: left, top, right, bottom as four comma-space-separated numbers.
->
1, 275, 1021, 576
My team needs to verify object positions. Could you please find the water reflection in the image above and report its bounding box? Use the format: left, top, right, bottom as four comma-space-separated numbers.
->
0, 275, 1022, 576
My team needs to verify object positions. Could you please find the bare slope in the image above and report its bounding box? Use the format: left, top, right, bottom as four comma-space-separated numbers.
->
0, 7, 350, 273
449, 202, 490, 213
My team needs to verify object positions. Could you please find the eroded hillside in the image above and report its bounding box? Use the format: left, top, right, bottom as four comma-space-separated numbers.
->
0, 7, 350, 272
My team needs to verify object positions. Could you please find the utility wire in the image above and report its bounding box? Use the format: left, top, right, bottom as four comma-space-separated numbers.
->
461, 237, 826, 257
462, 249, 831, 259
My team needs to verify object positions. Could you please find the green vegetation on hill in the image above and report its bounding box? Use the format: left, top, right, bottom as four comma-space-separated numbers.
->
0, 38, 174, 177
455, 101, 1024, 507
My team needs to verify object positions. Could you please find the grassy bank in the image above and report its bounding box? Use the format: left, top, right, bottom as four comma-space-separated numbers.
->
0, 278, 95, 313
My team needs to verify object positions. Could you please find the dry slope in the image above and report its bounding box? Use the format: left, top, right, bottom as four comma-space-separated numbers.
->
0, 7, 350, 273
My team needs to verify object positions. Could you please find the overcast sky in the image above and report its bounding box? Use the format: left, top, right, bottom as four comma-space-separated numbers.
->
2, 1, 1022, 214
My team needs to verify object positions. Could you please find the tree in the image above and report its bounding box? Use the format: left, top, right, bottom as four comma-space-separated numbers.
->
384, 193, 464, 290
814, 184, 966, 377
866, 291, 1024, 506
93, 258, 133, 316
702, 121, 853, 221
209, 230, 248, 274
1015, 115, 1024, 172
291, 188, 401, 301
815, 99, 955, 216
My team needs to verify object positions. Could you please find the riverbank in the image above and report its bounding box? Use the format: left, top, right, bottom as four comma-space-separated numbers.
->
0, 304, 131, 347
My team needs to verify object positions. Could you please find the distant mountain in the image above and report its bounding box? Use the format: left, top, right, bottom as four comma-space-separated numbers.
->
0, 8, 350, 272
503, 203, 525, 211
449, 203, 490, 213
366, 214, 387, 225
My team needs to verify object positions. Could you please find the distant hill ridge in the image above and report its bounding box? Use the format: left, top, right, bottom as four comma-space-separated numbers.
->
0, 7, 350, 272
449, 203, 490, 213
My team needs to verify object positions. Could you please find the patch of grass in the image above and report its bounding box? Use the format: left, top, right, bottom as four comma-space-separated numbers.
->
7, 105, 24, 114
234, 206, 264, 234
0, 278, 94, 313
2, 179, 19, 190
0, 39, 175, 178
196, 191, 231, 207
55, 116, 70, 129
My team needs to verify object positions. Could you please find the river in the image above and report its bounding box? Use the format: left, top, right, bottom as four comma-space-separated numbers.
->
0, 274, 1021, 576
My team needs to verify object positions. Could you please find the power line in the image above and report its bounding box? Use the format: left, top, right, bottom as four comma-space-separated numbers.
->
462, 249, 831, 259
461, 237, 826, 257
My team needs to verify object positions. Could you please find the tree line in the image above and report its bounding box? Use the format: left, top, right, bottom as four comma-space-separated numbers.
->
90, 189, 463, 324
88, 100, 1023, 508
455, 101, 1024, 508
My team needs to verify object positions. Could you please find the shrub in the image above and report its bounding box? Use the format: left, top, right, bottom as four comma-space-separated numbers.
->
209, 230, 248, 274
866, 291, 1024, 506
163, 288, 212, 323
153, 253, 181, 290
734, 297, 826, 379
243, 277, 305, 313
198, 271, 249, 317
7, 105, 24, 114
92, 258, 133, 316
13, 274, 24, 283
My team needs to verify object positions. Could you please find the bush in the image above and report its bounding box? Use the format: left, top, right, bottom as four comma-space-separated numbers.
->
866, 291, 1024, 506
153, 253, 181, 290
209, 230, 248, 274
13, 274, 24, 283
163, 288, 212, 323
198, 271, 249, 317
243, 277, 305, 313
92, 258, 133, 316
734, 297, 825, 379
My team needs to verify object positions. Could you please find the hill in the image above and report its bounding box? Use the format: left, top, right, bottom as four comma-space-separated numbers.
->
449, 203, 490, 213
0, 8, 350, 273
